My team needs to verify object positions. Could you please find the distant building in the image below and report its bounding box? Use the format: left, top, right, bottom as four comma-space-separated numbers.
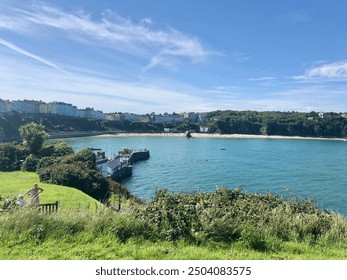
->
107, 156, 122, 177
49, 102, 78, 117
154, 115, 184, 123
183, 112, 198, 123
0, 98, 105, 120
199, 126, 209, 133
341, 113, 347, 118
78, 107, 105, 119
164, 128, 178, 133
12, 100, 40, 114
0, 99, 11, 113
39, 102, 49, 114
319, 112, 324, 118
123, 113, 139, 122
105, 113, 124, 122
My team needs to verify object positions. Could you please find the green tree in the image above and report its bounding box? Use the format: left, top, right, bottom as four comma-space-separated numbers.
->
18, 123, 48, 155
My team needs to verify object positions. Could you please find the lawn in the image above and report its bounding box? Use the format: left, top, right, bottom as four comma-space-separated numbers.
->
0, 171, 102, 212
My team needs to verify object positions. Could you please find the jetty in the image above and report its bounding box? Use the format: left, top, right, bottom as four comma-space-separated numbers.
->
95, 147, 150, 181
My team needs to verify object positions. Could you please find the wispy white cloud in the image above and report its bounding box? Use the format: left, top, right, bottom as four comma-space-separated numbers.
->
293, 60, 347, 81
0, 38, 64, 72
0, 1, 209, 71
249, 77, 276, 81
0, 48, 212, 113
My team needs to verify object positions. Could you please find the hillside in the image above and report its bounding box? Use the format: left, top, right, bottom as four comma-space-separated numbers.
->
0, 171, 102, 212
0, 112, 165, 142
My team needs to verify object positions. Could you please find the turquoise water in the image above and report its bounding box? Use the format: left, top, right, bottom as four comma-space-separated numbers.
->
59, 136, 347, 216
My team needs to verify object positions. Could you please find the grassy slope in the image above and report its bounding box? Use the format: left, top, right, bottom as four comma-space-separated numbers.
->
1, 172, 346, 260
0, 206, 345, 260
0, 171, 102, 212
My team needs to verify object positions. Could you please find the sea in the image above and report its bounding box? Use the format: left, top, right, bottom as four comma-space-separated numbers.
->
57, 135, 347, 216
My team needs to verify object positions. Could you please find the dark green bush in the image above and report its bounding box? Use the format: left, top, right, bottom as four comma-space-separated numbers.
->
61, 148, 96, 169
39, 162, 109, 201
21, 154, 39, 172
39, 141, 74, 158
135, 187, 347, 245
0, 142, 29, 171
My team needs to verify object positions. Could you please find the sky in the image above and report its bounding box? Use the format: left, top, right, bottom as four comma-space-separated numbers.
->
1, 0, 347, 114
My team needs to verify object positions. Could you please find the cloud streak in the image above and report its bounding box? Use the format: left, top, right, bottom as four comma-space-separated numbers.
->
249, 77, 277, 81
0, 1, 209, 71
0, 38, 64, 72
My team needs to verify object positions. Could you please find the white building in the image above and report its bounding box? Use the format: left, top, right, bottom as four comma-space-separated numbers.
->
154, 115, 184, 123
78, 107, 105, 119
12, 100, 40, 114
123, 113, 139, 122
49, 102, 78, 117
107, 156, 122, 176
95, 151, 108, 177
164, 128, 178, 133
183, 112, 198, 122
199, 126, 209, 133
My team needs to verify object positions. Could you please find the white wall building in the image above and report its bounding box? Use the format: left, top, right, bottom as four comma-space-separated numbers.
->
49, 102, 78, 117
107, 156, 122, 176
154, 115, 184, 123
12, 100, 40, 114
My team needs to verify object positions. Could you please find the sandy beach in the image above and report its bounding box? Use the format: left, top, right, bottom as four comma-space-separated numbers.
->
96, 132, 347, 141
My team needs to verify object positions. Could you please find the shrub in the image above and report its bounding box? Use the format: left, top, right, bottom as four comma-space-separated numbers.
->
0, 142, 29, 171
39, 141, 74, 158
61, 148, 96, 169
36, 156, 62, 171
40, 162, 109, 201
135, 187, 347, 245
21, 154, 39, 172
111, 214, 154, 242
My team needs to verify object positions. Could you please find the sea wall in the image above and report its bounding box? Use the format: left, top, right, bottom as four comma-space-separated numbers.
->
111, 166, 132, 181
128, 149, 150, 165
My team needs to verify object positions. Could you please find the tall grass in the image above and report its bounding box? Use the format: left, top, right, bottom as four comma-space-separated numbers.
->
1, 187, 346, 259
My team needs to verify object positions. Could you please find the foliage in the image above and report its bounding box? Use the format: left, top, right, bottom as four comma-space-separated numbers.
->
18, 122, 48, 155
21, 154, 39, 172
0, 142, 29, 171
60, 148, 96, 169
36, 156, 62, 172
0, 195, 18, 211
0, 204, 346, 260
135, 188, 347, 249
1, 172, 347, 259
38, 163, 109, 201
206, 110, 347, 138
39, 141, 74, 158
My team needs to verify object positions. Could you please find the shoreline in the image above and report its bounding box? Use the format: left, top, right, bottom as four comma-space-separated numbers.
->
95, 132, 347, 141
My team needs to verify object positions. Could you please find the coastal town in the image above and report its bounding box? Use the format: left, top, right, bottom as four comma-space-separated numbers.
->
0, 98, 206, 125
1, 98, 347, 143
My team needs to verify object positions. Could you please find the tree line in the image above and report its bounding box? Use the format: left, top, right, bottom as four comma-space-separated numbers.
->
205, 111, 347, 138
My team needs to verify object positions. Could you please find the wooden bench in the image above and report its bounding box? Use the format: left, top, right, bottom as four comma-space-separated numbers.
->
38, 201, 58, 213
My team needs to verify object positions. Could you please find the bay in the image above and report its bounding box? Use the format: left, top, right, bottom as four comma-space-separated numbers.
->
58, 135, 347, 216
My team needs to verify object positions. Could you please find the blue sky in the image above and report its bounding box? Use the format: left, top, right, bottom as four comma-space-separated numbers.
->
1, 0, 347, 113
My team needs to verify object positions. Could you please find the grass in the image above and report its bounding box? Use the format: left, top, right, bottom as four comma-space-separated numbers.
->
0, 209, 346, 260
0, 171, 102, 212
1, 171, 347, 260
